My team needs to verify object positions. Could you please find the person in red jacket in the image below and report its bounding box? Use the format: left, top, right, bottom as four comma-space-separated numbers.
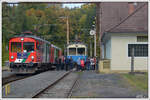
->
80, 58, 85, 71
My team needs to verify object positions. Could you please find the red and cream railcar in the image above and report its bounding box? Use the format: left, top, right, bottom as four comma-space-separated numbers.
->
9, 34, 62, 74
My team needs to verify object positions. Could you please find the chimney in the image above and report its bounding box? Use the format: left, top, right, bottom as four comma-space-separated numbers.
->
128, 2, 135, 15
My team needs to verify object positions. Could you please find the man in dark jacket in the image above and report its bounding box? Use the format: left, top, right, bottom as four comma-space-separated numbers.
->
61, 56, 64, 70
70, 57, 74, 70
55, 57, 59, 71
58, 57, 62, 70
65, 57, 69, 71
86, 58, 90, 71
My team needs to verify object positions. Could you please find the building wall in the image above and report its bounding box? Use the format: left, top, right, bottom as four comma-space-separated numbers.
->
105, 38, 111, 59
111, 33, 148, 71
102, 37, 111, 59
101, 44, 105, 59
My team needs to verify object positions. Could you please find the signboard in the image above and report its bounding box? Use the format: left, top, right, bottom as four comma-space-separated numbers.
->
90, 30, 96, 35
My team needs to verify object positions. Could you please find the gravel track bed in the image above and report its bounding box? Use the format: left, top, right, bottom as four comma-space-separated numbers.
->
38, 72, 78, 98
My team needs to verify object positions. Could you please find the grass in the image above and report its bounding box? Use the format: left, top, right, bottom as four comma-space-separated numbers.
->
76, 71, 83, 75
122, 73, 148, 91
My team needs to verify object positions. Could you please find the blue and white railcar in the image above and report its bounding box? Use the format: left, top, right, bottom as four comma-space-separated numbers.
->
67, 42, 87, 63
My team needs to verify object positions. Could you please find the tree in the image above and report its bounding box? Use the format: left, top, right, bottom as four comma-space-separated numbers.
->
2, 3, 96, 65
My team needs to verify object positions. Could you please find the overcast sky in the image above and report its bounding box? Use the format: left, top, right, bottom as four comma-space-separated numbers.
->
6, 3, 84, 9
63, 3, 84, 8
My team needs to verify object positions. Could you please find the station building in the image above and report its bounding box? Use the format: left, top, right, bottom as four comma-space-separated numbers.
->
96, 2, 148, 73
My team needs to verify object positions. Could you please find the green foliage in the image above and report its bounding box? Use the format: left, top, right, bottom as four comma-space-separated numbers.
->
2, 3, 96, 64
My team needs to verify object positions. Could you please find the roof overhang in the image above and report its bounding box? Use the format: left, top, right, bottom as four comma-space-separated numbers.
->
101, 31, 148, 43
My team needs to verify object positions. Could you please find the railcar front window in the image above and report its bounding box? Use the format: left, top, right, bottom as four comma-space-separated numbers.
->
77, 48, 85, 55
69, 48, 76, 55
11, 42, 21, 52
23, 42, 34, 52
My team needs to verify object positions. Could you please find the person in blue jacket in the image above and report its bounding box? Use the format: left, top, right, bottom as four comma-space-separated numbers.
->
65, 57, 69, 71
77, 58, 81, 71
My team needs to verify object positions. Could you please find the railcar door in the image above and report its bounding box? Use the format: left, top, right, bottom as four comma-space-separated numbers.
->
54, 48, 56, 63
46, 44, 50, 63
50, 47, 54, 63
59, 50, 62, 58
49, 45, 51, 63
42, 42, 46, 63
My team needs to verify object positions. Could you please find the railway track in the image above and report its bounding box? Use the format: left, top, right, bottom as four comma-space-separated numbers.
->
67, 73, 80, 98
33, 70, 79, 98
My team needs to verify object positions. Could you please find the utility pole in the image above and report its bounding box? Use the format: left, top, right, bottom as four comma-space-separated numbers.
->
131, 47, 134, 74
90, 38, 92, 57
59, 16, 69, 45
94, 33, 96, 57
66, 16, 69, 45
99, 3, 102, 60
93, 26, 96, 57
90, 30, 96, 57
93, 18, 97, 57
96, 3, 102, 59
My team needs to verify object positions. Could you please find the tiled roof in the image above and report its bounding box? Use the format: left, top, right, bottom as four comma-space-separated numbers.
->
98, 2, 148, 36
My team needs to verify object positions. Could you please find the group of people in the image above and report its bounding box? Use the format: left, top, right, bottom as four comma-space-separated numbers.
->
55, 56, 74, 71
55, 56, 98, 71
76, 57, 97, 71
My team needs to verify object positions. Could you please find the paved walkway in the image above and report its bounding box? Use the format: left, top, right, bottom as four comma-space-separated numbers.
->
71, 71, 147, 98
2, 71, 69, 98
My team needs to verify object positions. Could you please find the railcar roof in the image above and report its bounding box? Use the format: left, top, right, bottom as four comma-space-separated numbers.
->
51, 44, 61, 50
67, 42, 87, 47
11, 35, 50, 44
11, 34, 61, 50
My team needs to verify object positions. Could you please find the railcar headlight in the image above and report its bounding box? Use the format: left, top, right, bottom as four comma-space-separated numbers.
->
31, 56, 34, 60
11, 56, 14, 59
21, 38, 24, 41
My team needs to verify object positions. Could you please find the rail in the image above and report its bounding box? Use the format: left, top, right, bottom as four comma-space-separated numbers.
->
32, 71, 71, 98
67, 73, 80, 98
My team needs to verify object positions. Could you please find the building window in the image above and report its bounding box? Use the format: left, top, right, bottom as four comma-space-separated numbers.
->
77, 48, 85, 55
69, 48, 76, 55
137, 36, 148, 42
128, 44, 148, 57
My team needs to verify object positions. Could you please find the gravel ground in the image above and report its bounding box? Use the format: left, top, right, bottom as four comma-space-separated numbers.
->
38, 72, 78, 98
2, 66, 10, 71
2, 71, 15, 79
71, 70, 148, 98
2, 71, 69, 98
